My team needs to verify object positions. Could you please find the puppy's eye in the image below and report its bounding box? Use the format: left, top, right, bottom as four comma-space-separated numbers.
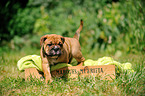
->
47, 44, 52, 46
58, 43, 63, 46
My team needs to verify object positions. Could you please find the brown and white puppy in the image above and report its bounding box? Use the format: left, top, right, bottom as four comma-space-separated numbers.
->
40, 20, 85, 83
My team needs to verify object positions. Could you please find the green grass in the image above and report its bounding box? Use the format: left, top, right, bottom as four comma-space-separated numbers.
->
0, 47, 144, 96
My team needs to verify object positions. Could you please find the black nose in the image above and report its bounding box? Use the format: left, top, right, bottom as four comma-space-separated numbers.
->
53, 46, 59, 51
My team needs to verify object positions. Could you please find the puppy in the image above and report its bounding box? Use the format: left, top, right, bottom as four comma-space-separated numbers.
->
40, 20, 85, 83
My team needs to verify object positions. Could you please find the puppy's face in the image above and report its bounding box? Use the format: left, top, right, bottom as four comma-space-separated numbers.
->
40, 34, 65, 58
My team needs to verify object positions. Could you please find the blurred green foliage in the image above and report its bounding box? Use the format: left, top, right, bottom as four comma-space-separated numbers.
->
0, 1, 29, 40
0, 0, 145, 54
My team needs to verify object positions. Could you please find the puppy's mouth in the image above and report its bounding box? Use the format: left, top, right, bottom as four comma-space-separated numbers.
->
49, 50, 61, 56
46, 46, 62, 58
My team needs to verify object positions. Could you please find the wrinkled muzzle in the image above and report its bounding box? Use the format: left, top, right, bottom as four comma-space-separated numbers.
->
48, 45, 61, 56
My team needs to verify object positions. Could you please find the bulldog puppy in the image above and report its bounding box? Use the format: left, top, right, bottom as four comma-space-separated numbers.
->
40, 20, 85, 83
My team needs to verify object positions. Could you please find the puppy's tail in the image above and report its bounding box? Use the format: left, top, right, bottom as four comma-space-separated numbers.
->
73, 19, 83, 40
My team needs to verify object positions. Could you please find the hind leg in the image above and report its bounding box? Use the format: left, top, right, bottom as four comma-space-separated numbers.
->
72, 51, 85, 66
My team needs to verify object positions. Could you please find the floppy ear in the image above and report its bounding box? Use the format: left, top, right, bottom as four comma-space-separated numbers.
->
61, 37, 65, 43
40, 35, 48, 46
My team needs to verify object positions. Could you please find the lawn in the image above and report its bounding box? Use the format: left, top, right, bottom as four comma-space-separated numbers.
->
0, 47, 144, 95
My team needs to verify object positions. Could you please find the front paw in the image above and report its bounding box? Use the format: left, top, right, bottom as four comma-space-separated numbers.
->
45, 78, 53, 84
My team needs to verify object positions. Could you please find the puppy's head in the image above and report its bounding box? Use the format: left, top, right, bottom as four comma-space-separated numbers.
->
40, 34, 65, 58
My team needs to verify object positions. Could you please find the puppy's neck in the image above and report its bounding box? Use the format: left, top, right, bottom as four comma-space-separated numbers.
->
48, 58, 59, 66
